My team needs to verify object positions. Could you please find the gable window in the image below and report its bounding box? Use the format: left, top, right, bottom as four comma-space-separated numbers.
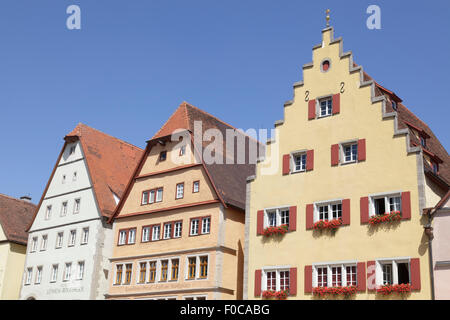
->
173, 221, 182, 238
56, 232, 64, 249
371, 193, 401, 216
73, 198, 81, 214
50, 264, 58, 283
40, 235, 48, 251
45, 205, 52, 220
63, 263, 72, 282
171, 259, 179, 281
420, 136, 427, 148
128, 229, 136, 244
61, 201, 68, 216
81, 227, 89, 245
376, 259, 411, 287
190, 219, 199, 236
313, 263, 357, 288
142, 191, 149, 205
264, 208, 290, 228
292, 153, 307, 173
343, 143, 358, 163
69, 146, 76, 155
25, 268, 33, 285
179, 145, 186, 156
68, 230, 76, 247
193, 181, 200, 193
142, 226, 150, 242
262, 269, 290, 292
31, 237, 38, 252
432, 162, 439, 174
159, 151, 167, 161
77, 261, 85, 280
156, 188, 163, 202
163, 223, 172, 239
176, 183, 184, 199
315, 201, 342, 222
319, 97, 332, 117
35, 266, 43, 284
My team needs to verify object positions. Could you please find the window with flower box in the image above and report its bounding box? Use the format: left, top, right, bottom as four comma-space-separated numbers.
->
313, 263, 357, 288
361, 191, 411, 224
371, 193, 401, 216
375, 259, 411, 287
265, 207, 290, 229
261, 268, 291, 294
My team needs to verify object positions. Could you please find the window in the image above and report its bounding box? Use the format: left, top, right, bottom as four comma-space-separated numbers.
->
118, 228, 135, 245
61, 201, 68, 216
35, 266, 43, 284
193, 181, 200, 193
69, 146, 76, 155
176, 183, 184, 199
139, 262, 147, 283
171, 259, 179, 280
315, 201, 342, 222
199, 256, 208, 279
156, 188, 163, 202
25, 268, 33, 285
40, 235, 48, 251
149, 262, 157, 283
73, 198, 81, 214
142, 191, 149, 205
391, 100, 397, 111
190, 219, 199, 236
264, 208, 290, 228
149, 190, 156, 203
45, 205, 52, 220
432, 162, 439, 174
163, 223, 172, 239
81, 228, 89, 244
62, 175, 66, 184
50, 264, 58, 283
68, 230, 76, 247
141, 189, 157, 205
263, 269, 290, 292
179, 145, 186, 156
56, 232, 64, 248
115, 265, 123, 285
125, 264, 132, 284
201, 217, 211, 234
118, 230, 127, 245
314, 263, 357, 288
77, 261, 85, 280
319, 97, 332, 117
72, 172, 77, 182
173, 221, 182, 238
159, 151, 167, 161
293, 153, 307, 172
31, 237, 38, 252
371, 194, 401, 216
128, 229, 136, 244
188, 257, 196, 279
142, 227, 150, 242
420, 136, 426, 148
152, 225, 160, 241
160, 260, 169, 281
63, 263, 72, 282
377, 260, 411, 287
343, 143, 358, 163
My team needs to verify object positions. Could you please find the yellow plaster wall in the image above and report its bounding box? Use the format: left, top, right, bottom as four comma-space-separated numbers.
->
247, 28, 430, 300
0, 242, 27, 300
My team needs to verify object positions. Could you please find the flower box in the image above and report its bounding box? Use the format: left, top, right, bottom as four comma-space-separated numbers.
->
262, 290, 289, 300
262, 225, 289, 237
313, 218, 343, 231
369, 211, 402, 226
376, 283, 412, 296
313, 286, 357, 297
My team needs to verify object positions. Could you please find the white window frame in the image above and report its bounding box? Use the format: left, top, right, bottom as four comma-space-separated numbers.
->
152, 225, 160, 241
142, 191, 149, 205
45, 205, 52, 220
369, 191, 402, 217
81, 227, 89, 245
118, 230, 127, 245
291, 152, 307, 173
313, 199, 343, 222
50, 264, 58, 283
190, 219, 199, 236
35, 266, 43, 284
25, 267, 33, 285
77, 261, 85, 280
176, 183, 184, 199
40, 234, 48, 251
318, 96, 333, 118
73, 198, 81, 214
341, 142, 358, 164
60, 201, 68, 217
142, 226, 150, 242
261, 266, 291, 292
375, 257, 411, 287
156, 188, 163, 202
63, 263, 72, 282
173, 221, 182, 238
128, 229, 136, 244
264, 207, 290, 228
68, 229, 76, 247
201, 217, 211, 234
30, 237, 38, 252
312, 261, 358, 288
193, 181, 200, 193
72, 171, 77, 182
56, 232, 64, 249
163, 223, 172, 240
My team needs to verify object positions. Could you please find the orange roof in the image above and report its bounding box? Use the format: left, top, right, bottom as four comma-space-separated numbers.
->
28, 124, 144, 230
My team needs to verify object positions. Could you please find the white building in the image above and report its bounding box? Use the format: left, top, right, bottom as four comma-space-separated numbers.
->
20, 124, 143, 300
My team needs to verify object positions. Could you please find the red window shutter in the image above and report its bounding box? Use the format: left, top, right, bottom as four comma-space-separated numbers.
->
304, 265, 313, 293
332, 93, 340, 114
357, 262, 366, 292
254, 269, 262, 297
306, 149, 314, 171
360, 197, 369, 224
289, 206, 297, 231
257, 210, 264, 235
290, 267, 297, 295
367, 260, 376, 291
410, 258, 421, 291
308, 100, 316, 120
282, 154, 291, 176
401, 191, 411, 220
342, 199, 351, 225
331, 144, 339, 166
358, 139, 366, 161
306, 204, 314, 230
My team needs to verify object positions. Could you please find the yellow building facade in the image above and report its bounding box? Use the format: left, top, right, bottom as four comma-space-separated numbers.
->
245, 27, 448, 300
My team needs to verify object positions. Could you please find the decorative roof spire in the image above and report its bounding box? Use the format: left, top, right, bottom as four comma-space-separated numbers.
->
326, 9, 330, 27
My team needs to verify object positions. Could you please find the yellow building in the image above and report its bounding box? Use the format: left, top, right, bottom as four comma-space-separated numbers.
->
0, 194, 36, 299
245, 26, 449, 300
106, 102, 257, 300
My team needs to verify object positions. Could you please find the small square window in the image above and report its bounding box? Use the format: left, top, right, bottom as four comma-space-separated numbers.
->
293, 153, 306, 172
159, 151, 167, 161
319, 97, 332, 117
193, 181, 200, 193
343, 143, 358, 163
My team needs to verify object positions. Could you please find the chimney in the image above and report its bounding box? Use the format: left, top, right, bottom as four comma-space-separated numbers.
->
20, 195, 32, 202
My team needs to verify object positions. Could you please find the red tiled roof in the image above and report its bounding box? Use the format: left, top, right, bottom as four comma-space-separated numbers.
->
28, 124, 144, 230
0, 194, 36, 245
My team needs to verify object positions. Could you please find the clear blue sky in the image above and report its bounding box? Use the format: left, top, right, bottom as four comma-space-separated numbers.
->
0, 1, 449, 203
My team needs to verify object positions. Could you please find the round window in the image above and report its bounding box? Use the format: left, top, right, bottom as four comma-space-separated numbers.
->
322, 60, 330, 72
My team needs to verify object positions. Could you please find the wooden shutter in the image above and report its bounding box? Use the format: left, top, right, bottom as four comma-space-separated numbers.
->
360, 197, 369, 224
290, 267, 297, 295
367, 261, 376, 291
401, 191, 411, 220
254, 269, 262, 297
358, 139, 366, 161
257, 210, 264, 235
308, 100, 316, 120
306, 204, 314, 230
306, 149, 314, 171
304, 265, 313, 293
282, 154, 291, 175
410, 258, 421, 291
289, 206, 297, 232
332, 93, 340, 114
357, 262, 366, 292
342, 199, 351, 225
331, 144, 339, 166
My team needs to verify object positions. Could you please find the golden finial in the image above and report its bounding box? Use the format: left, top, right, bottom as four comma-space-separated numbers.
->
326, 9, 330, 27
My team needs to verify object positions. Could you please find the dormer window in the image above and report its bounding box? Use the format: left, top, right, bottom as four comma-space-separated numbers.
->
391, 100, 397, 111
159, 151, 167, 161
420, 136, 426, 148
432, 162, 439, 174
